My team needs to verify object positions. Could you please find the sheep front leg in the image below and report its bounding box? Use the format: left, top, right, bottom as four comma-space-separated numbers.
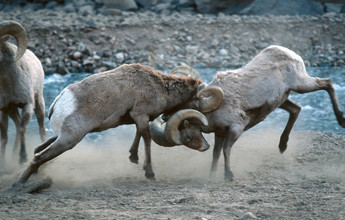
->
129, 131, 141, 164
223, 126, 244, 182
209, 134, 225, 179
278, 99, 301, 153
131, 113, 155, 180
9, 109, 21, 157
18, 104, 34, 164
0, 111, 8, 160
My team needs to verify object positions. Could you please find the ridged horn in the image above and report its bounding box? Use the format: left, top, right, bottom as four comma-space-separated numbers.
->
169, 66, 201, 81
164, 109, 208, 145
0, 20, 28, 61
197, 86, 224, 113
150, 115, 175, 147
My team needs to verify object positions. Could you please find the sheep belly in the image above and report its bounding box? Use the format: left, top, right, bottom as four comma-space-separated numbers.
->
49, 88, 76, 135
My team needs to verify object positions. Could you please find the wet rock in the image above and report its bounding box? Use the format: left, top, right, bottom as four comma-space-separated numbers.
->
99, 8, 123, 16
56, 59, 69, 75
102, 0, 138, 11
70, 60, 79, 68
155, 3, 171, 12
45, 1, 58, 9
79, 4, 94, 15
64, 3, 76, 13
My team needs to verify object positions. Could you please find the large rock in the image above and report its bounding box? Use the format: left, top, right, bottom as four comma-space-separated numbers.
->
240, 0, 324, 15
102, 0, 138, 11
195, 0, 324, 15
195, 0, 255, 14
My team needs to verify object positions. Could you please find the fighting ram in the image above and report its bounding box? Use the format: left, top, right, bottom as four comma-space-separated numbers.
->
151, 45, 345, 181
14, 63, 223, 184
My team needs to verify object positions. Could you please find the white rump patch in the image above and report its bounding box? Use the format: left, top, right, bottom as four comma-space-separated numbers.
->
49, 88, 76, 135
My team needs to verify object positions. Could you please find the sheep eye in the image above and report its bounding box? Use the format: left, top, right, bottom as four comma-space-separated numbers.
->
185, 135, 192, 142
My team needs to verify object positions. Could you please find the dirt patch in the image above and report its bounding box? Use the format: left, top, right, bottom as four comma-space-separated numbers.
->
1, 129, 344, 219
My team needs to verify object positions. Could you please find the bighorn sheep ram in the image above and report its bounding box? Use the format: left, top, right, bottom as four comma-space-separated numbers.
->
14, 63, 224, 184
0, 20, 46, 164
127, 66, 222, 163
151, 45, 345, 181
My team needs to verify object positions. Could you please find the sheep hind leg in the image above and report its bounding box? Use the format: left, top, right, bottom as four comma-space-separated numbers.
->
34, 136, 58, 155
278, 99, 301, 153
34, 95, 47, 142
129, 131, 141, 164
295, 77, 345, 127
31, 136, 58, 175
14, 134, 82, 185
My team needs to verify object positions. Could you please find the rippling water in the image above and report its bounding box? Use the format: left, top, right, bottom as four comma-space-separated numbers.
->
24, 66, 345, 137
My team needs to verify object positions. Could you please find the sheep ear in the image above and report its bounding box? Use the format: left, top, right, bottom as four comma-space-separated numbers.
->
197, 83, 206, 93
182, 120, 189, 128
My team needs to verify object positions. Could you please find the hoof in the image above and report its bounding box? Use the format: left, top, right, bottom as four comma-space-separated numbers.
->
19, 154, 27, 165
11, 177, 52, 194
279, 143, 287, 154
224, 171, 234, 182
129, 154, 139, 164
145, 171, 155, 180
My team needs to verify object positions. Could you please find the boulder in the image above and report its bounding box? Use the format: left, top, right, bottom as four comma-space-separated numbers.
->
240, 0, 324, 15
195, 0, 255, 14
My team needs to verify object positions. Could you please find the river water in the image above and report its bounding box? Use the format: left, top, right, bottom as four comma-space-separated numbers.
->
23, 66, 345, 140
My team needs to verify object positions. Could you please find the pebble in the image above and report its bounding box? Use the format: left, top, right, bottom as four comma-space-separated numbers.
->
238, 212, 257, 220
115, 52, 125, 63
186, 45, 199, 54
219, 49, 228, 56
0, 7, 342, 74
72, 51, 83, 60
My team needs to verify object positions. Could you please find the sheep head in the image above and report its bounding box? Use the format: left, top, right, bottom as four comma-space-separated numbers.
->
170, 66, 224, 113
150, 109, 210, 152
0, 20, 28, 62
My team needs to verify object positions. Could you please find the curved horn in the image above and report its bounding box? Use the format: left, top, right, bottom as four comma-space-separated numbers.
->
150, 115, 175, 147
0, 20, 28, 61
164, 109, 208, 145
169, 66, 201, 81
197, 86, 224, 113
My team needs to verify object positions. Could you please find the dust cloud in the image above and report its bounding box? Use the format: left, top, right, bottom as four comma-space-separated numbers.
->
1, 125, 344, 190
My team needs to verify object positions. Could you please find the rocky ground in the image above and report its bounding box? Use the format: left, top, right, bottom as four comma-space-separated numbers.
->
0, 8, 345, 220
0, 9, 344, 74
